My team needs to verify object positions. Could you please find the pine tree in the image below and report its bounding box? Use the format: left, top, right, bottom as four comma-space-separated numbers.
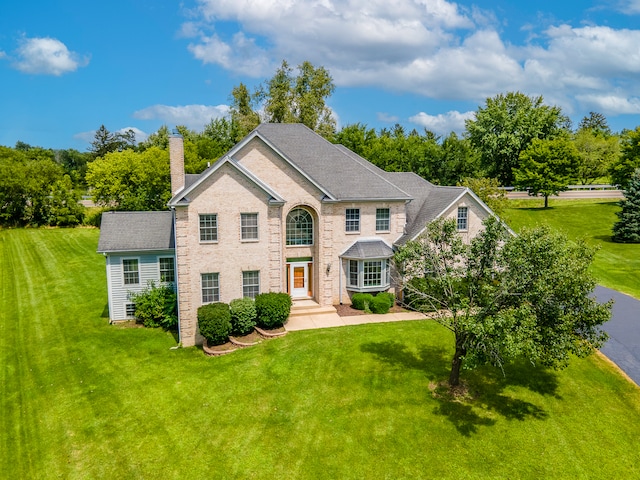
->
612, 168, 640, 243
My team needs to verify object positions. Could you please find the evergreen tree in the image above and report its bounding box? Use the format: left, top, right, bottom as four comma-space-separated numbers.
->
612, 168, 640, 243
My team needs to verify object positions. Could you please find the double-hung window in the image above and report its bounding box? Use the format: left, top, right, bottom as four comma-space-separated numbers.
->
241, 213, 258, 241
123, 259, 139, 285
457, 207, 468, 231
286, 208, 313, 246
201, 273, 220, 303
159, 257, 175, 283
199, 214, 218, 242
376, 208, 390, 232
345, 208, 360, 232
242, 271, 260, 299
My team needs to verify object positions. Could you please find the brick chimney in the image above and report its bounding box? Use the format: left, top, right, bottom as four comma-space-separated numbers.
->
169, 132, 185, 195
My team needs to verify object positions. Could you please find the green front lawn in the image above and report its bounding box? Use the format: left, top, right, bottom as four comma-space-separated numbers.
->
502, 198, 640, 300
2, 228, 640, 479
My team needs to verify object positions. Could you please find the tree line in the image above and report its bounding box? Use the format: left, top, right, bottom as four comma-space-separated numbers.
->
2, 61, 640, 226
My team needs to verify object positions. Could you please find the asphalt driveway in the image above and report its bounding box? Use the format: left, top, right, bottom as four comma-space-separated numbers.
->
595, 286, 640, 385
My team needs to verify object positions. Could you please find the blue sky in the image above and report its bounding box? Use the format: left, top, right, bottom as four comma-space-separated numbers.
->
2, 0, 640, 150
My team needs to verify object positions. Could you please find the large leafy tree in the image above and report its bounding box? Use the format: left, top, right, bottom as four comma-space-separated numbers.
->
229, 82, 260, 139
395, 217, 610, 388
612, 168, 640, 243
0, 146, 83, 226
573, 129, 620, 185
465, 92, 566, 186
610, 127, 640, 188
514, 137, 580, 208
257, 60, 336, 137
86, 147, 171, 211
458, 177, 507, 215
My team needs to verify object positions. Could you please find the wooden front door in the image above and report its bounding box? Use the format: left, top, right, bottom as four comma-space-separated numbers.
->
289, 262, 310, 299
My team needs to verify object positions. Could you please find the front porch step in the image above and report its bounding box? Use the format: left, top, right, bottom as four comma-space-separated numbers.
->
290, 300, 337, 317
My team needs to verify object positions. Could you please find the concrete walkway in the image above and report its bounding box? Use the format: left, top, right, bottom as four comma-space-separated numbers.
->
595, 286, 640, 386
285, 310, 427, 331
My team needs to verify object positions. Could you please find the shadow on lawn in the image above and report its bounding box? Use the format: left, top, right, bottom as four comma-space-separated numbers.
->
361, 341, 561, 436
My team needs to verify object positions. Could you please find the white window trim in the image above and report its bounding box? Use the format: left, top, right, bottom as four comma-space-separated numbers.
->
158, 256, 175, 284
376, 208, 391, 233
122, 257, 140, 286
240, 212, 259, 242
345, 208, 360, 233
457, 206, 468, 232
286, 208, 314, 246
201, 272, 220, 304
199, 213, 219, 243
345, 258, 391, 292
242, 270, 260, 299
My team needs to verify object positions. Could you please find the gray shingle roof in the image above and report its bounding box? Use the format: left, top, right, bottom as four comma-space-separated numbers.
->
383, 172, 465, 245
341, 239, 394, 259
97, 211, 174, 253
254, 123, 411, 201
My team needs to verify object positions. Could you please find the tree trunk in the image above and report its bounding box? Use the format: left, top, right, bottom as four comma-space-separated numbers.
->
544, 194, 549, 208
449, 334, 467, 387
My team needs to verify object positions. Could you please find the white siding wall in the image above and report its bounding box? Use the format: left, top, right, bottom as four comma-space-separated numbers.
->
106, 250, 175, 321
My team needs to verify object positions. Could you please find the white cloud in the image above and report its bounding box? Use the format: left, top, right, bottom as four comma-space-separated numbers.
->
185, 0, 640, 117
73, 127, 149, 145
0, 51, 6, 59
118, 127, 148, 143
618, 0, 640, 14
377, 112, 399, 123
133, 104, 230, 130
13, 37, 88, 75
409, 110, 474, 135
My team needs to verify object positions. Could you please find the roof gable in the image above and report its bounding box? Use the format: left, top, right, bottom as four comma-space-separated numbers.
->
168, 155, 285, 206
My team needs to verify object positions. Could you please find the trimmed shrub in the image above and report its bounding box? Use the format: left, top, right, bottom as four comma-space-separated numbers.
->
229, 297, 257, 336
377, 292, 395, 308
255, 292, 292, 329
370, 294, 391, 314
198, 302, 232, 346
351, 293, 374, 311
128, 281, 177, 329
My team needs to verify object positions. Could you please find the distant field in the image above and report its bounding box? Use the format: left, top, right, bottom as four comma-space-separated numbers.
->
502, 198, 640, 300
2, 228, 640, 479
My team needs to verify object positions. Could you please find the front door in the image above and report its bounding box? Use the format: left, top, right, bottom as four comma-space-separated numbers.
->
289, 262, 309, 299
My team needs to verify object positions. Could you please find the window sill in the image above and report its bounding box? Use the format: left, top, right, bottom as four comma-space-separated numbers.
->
346, 284, 391, 293
200, 241, 219, 244
240, 239, 260, 243
345, 231, 361, 235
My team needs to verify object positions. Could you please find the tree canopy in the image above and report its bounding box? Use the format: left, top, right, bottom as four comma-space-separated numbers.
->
465, 92, 567, 186
610, 127, 640, 188
0, 146, 84, 226
395, 217, 611, 388
257, 60, 336, 137
85, 147, 171, 211
514, 137, 580, 207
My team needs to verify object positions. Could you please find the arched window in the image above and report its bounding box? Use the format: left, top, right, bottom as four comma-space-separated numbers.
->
286, 208, 313, 246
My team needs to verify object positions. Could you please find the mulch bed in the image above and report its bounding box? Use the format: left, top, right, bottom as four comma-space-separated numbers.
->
230, 330, 263, 346
334, 303, 407, 317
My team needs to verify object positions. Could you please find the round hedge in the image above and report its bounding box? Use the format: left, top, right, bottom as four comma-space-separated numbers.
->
198, 302, 231, 345
229, 297, 257, 336
255, 292, 292, 329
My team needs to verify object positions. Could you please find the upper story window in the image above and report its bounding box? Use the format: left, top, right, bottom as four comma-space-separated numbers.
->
376, 208, 390, 232
201, 273, 220, 303
345, 208, 360, 232
199, 214, 218, 242
286, 208, 313, 246
457, 207, 468, 231
241, 213, 259, 241
159, 257, 175, 283
123, 259, 139, 285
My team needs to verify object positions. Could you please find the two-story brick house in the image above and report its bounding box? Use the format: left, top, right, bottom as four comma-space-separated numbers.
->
98, 123, 494, 346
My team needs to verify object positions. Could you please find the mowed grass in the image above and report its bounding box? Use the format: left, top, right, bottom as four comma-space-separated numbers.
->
502, 198, 640, 300
2, 228, 640, 479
